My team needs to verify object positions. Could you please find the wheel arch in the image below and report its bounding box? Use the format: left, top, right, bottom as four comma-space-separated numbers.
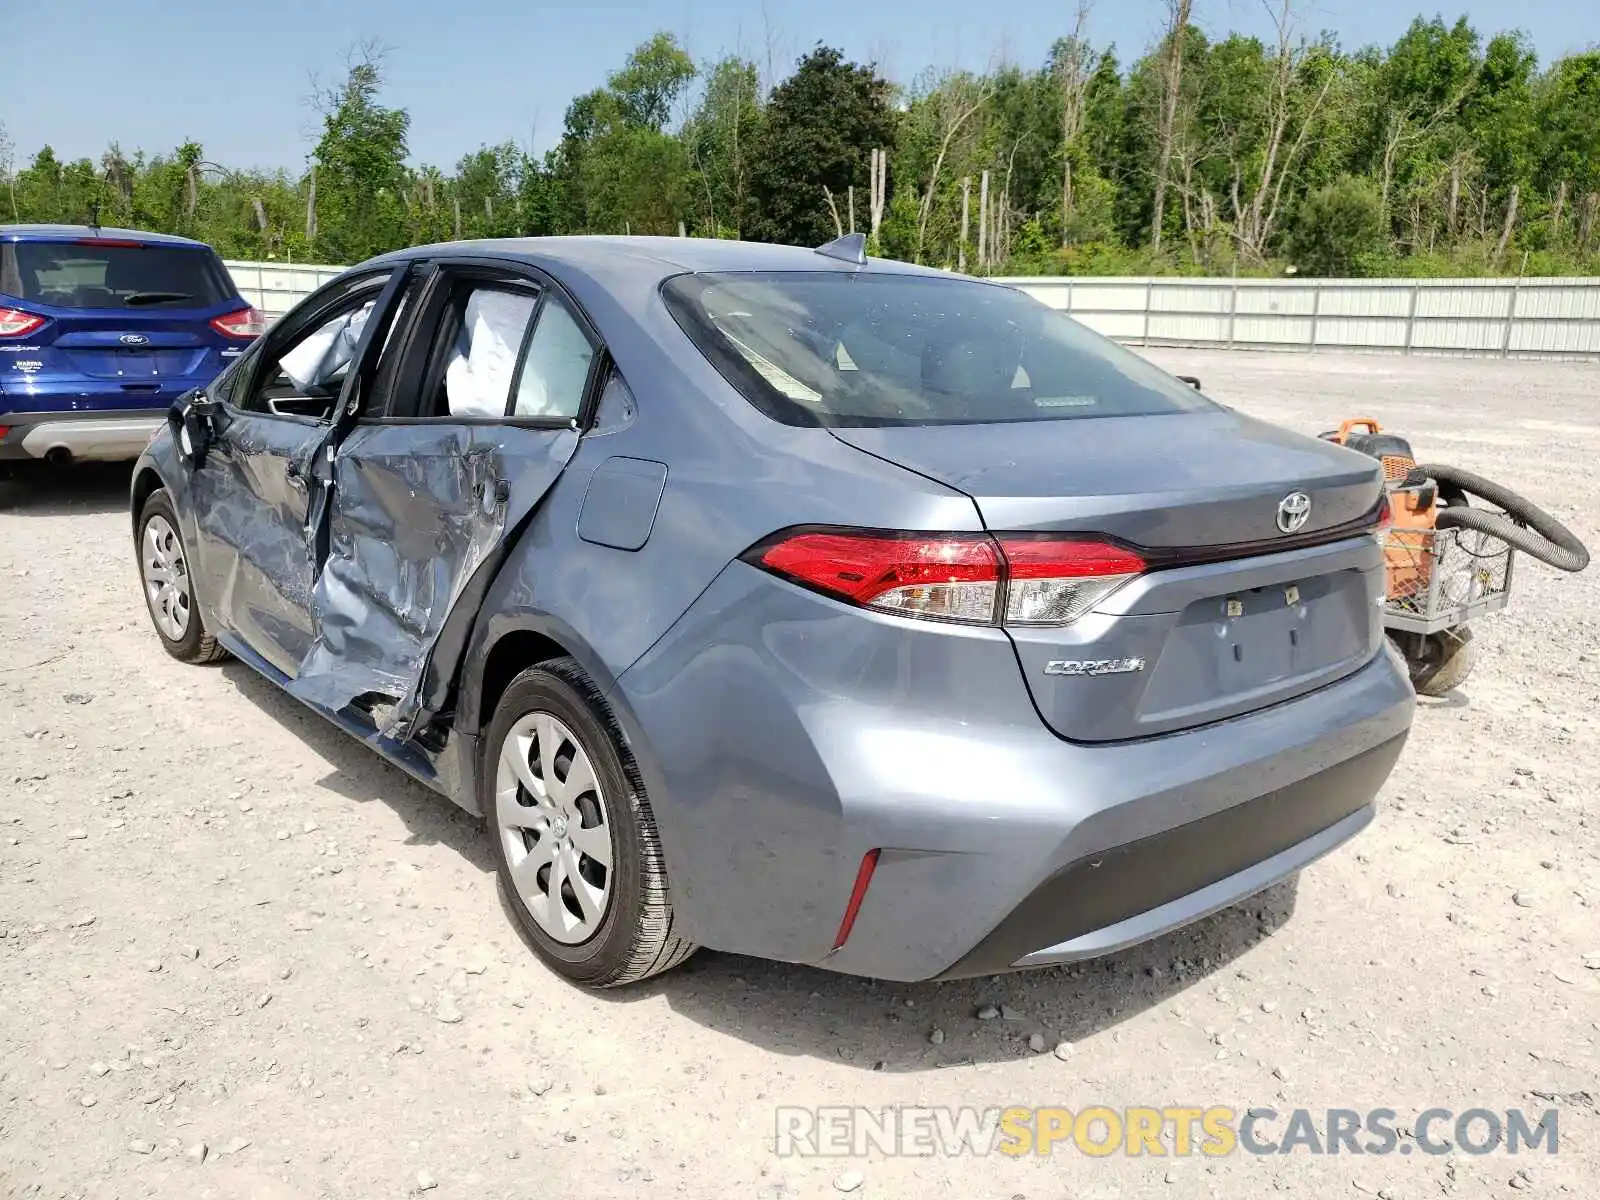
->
457, 612, 622, 739
130, 462, 169, 533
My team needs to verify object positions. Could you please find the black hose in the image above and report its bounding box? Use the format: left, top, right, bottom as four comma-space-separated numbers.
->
1418, 464, 1590, 573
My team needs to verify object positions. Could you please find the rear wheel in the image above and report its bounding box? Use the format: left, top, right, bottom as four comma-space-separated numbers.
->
1396, 627, 1476, 696
483, 658, 697, 988
136, 489, 227, 664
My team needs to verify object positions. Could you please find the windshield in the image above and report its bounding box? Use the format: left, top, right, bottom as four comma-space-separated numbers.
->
662, 271, 1218, 428
0, 240, 233, 310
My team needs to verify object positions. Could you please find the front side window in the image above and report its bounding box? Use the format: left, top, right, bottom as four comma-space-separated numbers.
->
662, 271, 1219, 428
242, 285, 386, 420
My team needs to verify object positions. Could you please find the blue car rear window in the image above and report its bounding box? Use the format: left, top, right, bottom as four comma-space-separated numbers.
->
0, 241, 232, 310
662, 270, 1218, 428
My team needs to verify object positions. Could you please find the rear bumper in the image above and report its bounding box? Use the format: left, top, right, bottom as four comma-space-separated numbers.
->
612, 562, 1415, 982
0, 408, 167, 462
931, 735, 1399, 978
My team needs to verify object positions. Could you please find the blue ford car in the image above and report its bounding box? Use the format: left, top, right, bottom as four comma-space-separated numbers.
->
0, 225, 261, 472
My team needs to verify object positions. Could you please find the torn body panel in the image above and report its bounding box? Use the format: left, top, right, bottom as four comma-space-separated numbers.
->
188, 408, 326, 676
285, 420, 579, 730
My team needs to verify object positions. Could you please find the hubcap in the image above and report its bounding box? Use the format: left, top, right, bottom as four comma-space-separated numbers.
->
495, 712, 613, 944
141, 514, 191, 641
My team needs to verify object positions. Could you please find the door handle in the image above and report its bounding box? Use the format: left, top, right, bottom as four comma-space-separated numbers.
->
285, 461, 302, 481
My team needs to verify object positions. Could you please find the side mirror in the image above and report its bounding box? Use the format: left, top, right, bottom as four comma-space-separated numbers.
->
169, 391, 216, 469
1176, 375, 1202, 391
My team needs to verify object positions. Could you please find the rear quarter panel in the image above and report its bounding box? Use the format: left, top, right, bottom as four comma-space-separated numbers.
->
455, 273, 983, 734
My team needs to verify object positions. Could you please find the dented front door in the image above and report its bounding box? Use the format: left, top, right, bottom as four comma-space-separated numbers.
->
285, 264, 593, 738
285, 420, 579, 729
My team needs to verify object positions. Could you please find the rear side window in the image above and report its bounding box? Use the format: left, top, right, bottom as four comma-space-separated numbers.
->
662, 271, 1217, 428
0, 240, 232, 310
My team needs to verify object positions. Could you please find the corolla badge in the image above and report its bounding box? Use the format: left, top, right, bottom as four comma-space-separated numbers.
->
1044, 658, 1145, 677
1276, 491, 1312, 534
119, 333, 150, 346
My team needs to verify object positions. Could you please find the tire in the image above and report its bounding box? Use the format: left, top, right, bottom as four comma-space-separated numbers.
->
482, 657, 697, 988
135, 488, 228, 665
1396, 627, 1476, 697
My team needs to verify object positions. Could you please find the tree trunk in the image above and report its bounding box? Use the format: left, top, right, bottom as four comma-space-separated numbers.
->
1058, 1, 1092, 247
869, 149, 887, 244
678, 220, 687, 238
1492, 184, 1519, 270
978, 170, 990, 271
1578, 193, 1598, 253
822, 186, 844, 238
304, 164, 317, 244
1551, 181, 1568, 240
848, 186, 855, 234
1061, 159, 1072, 245
454, 196, 463, 240
1150, 0, 1194, 253
1447, 161, 1460, 237
252, 198, 268, 232
959, 176, 970, 272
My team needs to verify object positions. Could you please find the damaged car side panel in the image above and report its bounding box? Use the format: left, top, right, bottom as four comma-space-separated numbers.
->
189, 408, 327, 676
286, 420, 580, 731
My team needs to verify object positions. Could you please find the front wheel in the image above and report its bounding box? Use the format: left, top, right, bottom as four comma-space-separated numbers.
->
482, 658, 697, 988
136, 489, 227, 664
1395, 627, 1476, 696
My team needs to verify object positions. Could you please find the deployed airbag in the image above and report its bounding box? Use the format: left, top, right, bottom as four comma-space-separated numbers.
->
446, 290, 537, 417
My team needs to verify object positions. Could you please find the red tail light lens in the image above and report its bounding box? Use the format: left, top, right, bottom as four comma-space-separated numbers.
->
1373, 492, 1393, 536
996, 537, 1146, 625
750, 529, 1145, 627
0, 307, 46, 338
756, 531, 1002, 623
211, 307, 265, 339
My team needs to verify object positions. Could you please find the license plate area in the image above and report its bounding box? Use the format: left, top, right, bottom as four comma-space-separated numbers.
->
1138, 568, 1371, 725
1212, 578, 1325, 688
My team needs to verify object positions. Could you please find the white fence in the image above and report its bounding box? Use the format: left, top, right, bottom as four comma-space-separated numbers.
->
225, 259, 1600, 359
224, 260, 345, 323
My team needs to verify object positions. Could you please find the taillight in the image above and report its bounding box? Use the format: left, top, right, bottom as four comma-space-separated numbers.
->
0, 307, 46, 338
756, 531, 1002, 623
1373, 492, 1393, 536
748, 529, 1145, 627
210, 307, 265, 339
995, 536, 1146, 625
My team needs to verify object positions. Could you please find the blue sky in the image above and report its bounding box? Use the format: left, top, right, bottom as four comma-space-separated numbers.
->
5, 0, 1593, 171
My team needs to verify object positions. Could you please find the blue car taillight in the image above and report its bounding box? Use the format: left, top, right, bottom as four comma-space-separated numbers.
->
0, 307, 46, 338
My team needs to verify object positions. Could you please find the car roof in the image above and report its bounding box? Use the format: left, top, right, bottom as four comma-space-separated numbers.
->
369, 235, 958, 288
0, 224, 216, 249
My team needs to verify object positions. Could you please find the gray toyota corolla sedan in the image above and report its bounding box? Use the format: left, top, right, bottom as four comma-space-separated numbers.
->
129, 234, 1414, 988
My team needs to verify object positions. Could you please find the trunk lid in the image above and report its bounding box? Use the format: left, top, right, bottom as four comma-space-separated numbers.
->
829, 410, 1389, 741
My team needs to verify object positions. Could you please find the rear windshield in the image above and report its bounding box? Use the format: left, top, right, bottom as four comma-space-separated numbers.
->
662, 271, 1217, 427
0, 240, 233, 310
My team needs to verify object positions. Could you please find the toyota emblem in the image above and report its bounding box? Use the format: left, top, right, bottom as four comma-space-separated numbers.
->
1276, 491, 1312, 534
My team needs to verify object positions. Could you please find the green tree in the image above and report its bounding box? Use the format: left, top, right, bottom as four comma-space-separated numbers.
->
685, 56, 764, 236
309, 48, 411, 261
745, 46, 896, 246
1289, 175, 1385, 274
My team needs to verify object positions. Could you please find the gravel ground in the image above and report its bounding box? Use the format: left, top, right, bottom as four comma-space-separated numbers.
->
2, 349, 1597, 1200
